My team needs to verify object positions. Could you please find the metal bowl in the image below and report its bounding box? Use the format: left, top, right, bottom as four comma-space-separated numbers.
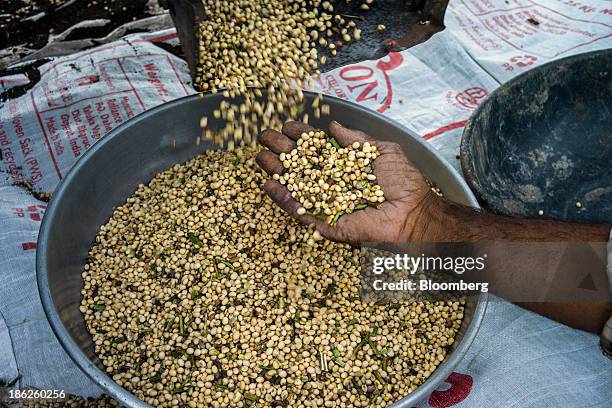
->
461, 49, 612, 222
37, 92, 487, 407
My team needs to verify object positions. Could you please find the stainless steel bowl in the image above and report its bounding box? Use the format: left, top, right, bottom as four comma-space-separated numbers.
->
37, 92, 487, 407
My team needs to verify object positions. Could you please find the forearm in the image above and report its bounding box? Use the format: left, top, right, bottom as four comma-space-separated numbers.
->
417, 192, 611, 243
413, 193, 612, 332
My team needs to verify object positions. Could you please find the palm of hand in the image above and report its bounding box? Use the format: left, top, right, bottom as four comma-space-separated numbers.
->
256, 121, 431, 244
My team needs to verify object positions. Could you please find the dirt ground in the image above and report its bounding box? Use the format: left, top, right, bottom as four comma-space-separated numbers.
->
2, 0, 444, 70
1, 0, 155, 50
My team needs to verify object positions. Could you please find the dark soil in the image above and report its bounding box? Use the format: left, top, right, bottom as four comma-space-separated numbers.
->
1, 0, 153, 50
0, 58, 49, 101
317, 0, 441, 71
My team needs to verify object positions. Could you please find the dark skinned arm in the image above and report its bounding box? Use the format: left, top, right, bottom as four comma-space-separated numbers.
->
256, 121, 612, 333
419, 195, 612, 333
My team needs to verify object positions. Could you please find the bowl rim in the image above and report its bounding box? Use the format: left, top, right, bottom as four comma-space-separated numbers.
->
37, 91, 487, 407
459, 48, 612, 216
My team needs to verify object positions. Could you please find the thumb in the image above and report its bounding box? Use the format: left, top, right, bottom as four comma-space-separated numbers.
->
328, 121, 375, 147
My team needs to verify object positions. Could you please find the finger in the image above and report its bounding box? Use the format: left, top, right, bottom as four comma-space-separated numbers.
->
328, 121, 375, 146
263, 179, 305, 218
315, 217, 346, 243
375, 140, 405, 156
263, 180, 341, 239
256, 151, 285, 176
282, 121, 315, 141
259, 129, 296, 154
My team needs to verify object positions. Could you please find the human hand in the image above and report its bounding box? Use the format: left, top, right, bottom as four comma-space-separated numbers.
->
256, 121, 437, 244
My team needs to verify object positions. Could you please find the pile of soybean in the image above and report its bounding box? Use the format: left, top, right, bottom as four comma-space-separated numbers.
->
277, 129, 385, 225
196, 0, 374, 146
81, 146, 465, 408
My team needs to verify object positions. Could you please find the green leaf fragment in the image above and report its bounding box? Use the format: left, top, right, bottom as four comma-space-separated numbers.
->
178, 315, 185, 336
324, 283, 337, 296
93, 304, 106, 312
306, 211, 327, 221
373, 370, 386, 385
187, 232, 204, 248
214, 258, 234, 269
149, 371, 162, 384
343, 255, 359, 266
330, 211, 344, 227
240, 281, 251, 293
164, 317, 175, 332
